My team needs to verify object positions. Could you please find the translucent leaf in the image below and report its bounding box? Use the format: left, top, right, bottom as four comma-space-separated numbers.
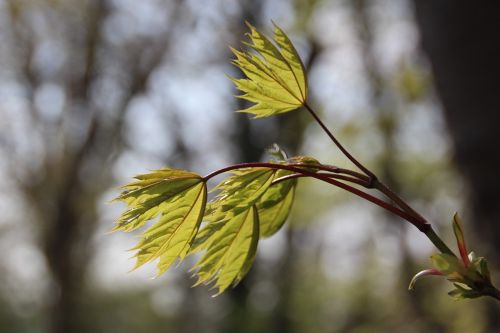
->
113, 168, 207, 275
230, 22, 307, 118
257, 169, 297, 237
113, 168, 201, 231
191, 206, 259, 295
206, 167, 276, 217
191, 167, 275, 256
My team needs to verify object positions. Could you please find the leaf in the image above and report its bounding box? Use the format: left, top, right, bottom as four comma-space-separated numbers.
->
113, 168, 207, 275
430, 253, 465, 282
191, 206, 260, 295
469, 255, 491, 282
206, 167, 276, 217
408, 268, 443, 290
448, 283, 482, 300
191, 167, 275, 256
478, 257, 491, 281
189, 165, 300, 293
257, 169, 297, 237
452, 213, 470, 266
113, 169, 201, 231
230, 22, 307, 118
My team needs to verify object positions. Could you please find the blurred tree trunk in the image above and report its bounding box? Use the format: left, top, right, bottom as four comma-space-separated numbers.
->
413, 1, 500, 330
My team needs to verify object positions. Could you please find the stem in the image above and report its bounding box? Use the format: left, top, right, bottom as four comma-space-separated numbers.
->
373, 180, 427, 225
304, 103, 376, 180
272, 172, 370, 187
424, 228, 455, 256
374, 178, 456, 256
203, 162, 428, 231
485, 286, 500, 301
321, 165, 371, 183
303, 103, 457, 257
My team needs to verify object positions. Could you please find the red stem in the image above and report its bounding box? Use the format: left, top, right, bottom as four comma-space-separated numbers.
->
203, 162, 429, 231
272, 172, 370, 187
304, 103, 377, 181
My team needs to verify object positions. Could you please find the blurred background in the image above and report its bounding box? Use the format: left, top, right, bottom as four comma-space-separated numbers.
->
0, 0, 499, 332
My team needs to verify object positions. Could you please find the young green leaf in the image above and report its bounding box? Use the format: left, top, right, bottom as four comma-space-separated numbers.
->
113, 168, 207, 275
207, 167, 276, 216
191, 206, 260, 295
189, 165, 300, 293
230, 22, 308, 118
190, 167, 275, 256
430, 253, 463, 277
257, 169, 297, 237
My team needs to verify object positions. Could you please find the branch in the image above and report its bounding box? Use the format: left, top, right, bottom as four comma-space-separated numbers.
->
203, 162, 429, 231
303, 103, 377, 181
271, 172, 370, 187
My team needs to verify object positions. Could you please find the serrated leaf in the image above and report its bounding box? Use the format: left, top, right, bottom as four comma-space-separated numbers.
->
192, 206, 259, 295
113, 169, 207, 275
207, 167, 276, 217
257, 169, 297, 237
230, 22, 307, 118
191, 167, 275, 258
114, 169, 201, 232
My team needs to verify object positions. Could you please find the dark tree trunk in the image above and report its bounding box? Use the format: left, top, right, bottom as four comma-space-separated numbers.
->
413, 0, 500, 330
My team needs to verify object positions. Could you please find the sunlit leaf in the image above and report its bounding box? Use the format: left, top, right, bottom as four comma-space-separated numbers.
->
191, 167, 275, 256
207, 167, 276, 217
257, 169, 297, 237
113, 168, 207, 275
230, 22, 307, 118
189, 165, 299, 293
192, 206, 259, 295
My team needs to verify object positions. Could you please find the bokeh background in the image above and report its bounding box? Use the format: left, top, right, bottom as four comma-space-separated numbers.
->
1, 0, 499, 332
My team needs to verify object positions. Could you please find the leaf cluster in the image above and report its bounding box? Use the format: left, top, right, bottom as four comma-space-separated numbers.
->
112, 23, 311, 294
113, 163, 300, 294
409, 214, 495, 300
